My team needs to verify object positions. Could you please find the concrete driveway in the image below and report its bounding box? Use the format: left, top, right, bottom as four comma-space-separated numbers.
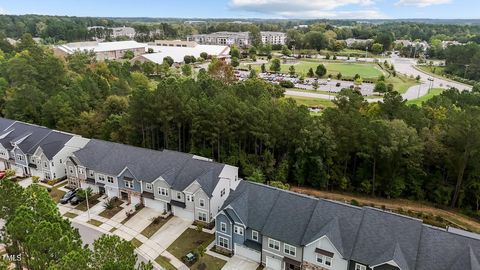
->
17, 177, 32, 188
151, 216, 191, 249
222, 255, 259, 270
124, 207, 162, 232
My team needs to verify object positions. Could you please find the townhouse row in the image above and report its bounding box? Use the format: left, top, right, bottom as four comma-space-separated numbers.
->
216, 181, 480, 270
0, 118, 240, 224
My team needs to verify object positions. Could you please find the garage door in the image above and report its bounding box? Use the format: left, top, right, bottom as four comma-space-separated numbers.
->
266, 256, 282, 270
11, 165, 24, 177
0, 161, 5, 171
144, 198, 166, 212
234, 244, 261, 262
172, 205, 194, 221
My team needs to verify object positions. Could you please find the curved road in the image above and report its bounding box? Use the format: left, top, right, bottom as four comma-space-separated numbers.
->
392, 55, 472, 100
285, 55, 472, 102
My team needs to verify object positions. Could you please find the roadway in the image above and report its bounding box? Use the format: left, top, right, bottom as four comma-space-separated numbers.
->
71, 221, 152, 267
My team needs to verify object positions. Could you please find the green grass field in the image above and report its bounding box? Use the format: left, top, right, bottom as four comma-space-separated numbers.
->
243, 60, 384, 79
284, 96, 336, 108
386, 75, 419, 94
417, 65, 446, 77
407, 88, 444, 106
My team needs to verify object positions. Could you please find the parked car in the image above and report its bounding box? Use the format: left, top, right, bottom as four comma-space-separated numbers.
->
336, 82, 341, 87
0, 171, 6, 179
70, 195, 85, 205
183, 252, 197, 264
60, 189, 77, 204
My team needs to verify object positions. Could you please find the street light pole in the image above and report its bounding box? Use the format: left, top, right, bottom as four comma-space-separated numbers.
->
86, 189, 91, 221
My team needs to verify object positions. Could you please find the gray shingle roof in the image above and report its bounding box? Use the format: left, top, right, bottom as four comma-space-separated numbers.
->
0, 118, 16, 132
0, 122, 52, 153
416, 225, 480, 270
73, 139, 225, 196
221, 181, 480, 269
350, 208, 423, 270
34, 131, 73, 159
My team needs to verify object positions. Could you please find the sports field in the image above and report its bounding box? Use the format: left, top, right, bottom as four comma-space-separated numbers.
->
244, 60, 384, 79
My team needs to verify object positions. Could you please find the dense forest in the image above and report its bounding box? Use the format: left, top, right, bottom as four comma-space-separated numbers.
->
1, 14, 480, 44
1, 35, 480, 220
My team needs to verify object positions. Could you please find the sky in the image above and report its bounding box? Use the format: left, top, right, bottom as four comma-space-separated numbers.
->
0, 0, 477, 20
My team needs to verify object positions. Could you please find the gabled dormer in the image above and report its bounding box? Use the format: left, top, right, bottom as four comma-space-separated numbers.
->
118, 166, 141, 193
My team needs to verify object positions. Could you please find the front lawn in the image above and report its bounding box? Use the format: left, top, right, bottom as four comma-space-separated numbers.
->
141, 215, 172, 238
36, 184, 66, 203
130, 238, 143, 248
167, 228, 225, 270
155, 255, 177, 270
48, 186, 66, 203
87, 219, 103, 227
63, 212, 78, 219
75, 194, 101, 211
98, 198, 124, 219
191, 254, 226, 270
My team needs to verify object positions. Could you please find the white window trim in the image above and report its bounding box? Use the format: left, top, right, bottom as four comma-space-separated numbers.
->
125, 180, 134, 189
234, 225, 244, 236
268, 238, 280, 251
198, 211, 207, 222
252, 230, 259, 241
107, 176, 114, 183
145, 183, 153, 190
220, 222, 227, 232
199, 198, 205, 207
218, 236, 229, 249
355, 263, 366, 270
316, 254, 332, 267
158, 187, 169, 196
284, 243, 296, 256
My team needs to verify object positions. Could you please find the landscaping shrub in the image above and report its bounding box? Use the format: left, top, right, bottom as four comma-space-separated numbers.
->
103, 198, 115, 210
32, 176, 40, 183
350, 199, 360, 206
279, 80, 294, 88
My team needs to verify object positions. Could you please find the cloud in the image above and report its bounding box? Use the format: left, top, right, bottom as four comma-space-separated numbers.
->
229, 0, 386, 19
395, 0, 452, 7
0, 7, 7, 15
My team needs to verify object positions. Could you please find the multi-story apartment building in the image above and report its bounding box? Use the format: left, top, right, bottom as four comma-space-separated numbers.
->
66, 139, 240, 223
216, 181, 480, 270
0, 120, 89, 180
260, 31, 287, 45
187, 32, 250, 47
87, 26, 136, 39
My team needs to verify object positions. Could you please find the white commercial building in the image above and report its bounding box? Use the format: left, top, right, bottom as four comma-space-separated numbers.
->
260, 31, 287, 45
